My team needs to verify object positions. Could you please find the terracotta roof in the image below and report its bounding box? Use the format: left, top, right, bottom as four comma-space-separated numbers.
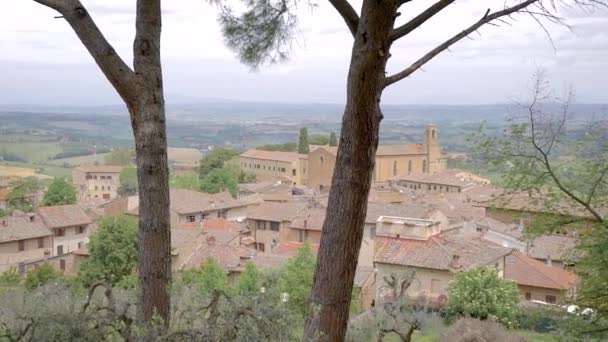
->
172, 228, 205, 250
37, 205, 92, 228
393, 169, 489, 188
75, 165, 123, 173
241, 149, 307, 163
475, 217, 523, 239
478, 192, 607, 218
0, 214, 52, 243
376, 144, 426, 156
273, 241, 320, 257
247, 201, 305, 222
528, 234, 578, 262
505, 252, 577, 290
130, 189, 242, 216
366, 203, 435, 224
0, 189, 10, 201
249, 254, 289, 269
290, 208, 327, 231
309, 145, 338, 156
375, 233, 512, 271
183, 242, 255, 271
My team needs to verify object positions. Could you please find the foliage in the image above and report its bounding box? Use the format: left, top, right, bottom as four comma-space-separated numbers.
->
104, 149, 134, 166
256, 142, 297, 152
24, 263, 62, 289
238, 170, 257, 183
446, 267, 521, 327
235, 261, 260, 296
78, 216, 138, 286
297, 127, 309, 154
170, 173, 200, 191
0, 269, 22, 288
576, 222, 608, 316
118, 166, 138, 196
442, 318, 527, 342
329, 131, 337, 146
279, 242, 315, 318
308, 134, 329, 146
41, 177, 77, 206
198, 148, 240, 180
200, 167, 239, 197
6, 176, 41, 212
181, 258, 229, 294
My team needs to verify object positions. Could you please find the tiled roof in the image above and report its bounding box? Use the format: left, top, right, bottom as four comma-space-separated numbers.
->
374, 233, 512, 271
37, 204, 92, 228
247, 201, 306, 222
376, 144, 426, 156
528, 234, 578, 262
241, 149, 307, 163
290, 208, 327, 231
273, 241, 320, 256
477, 192, 608, 218
475, 217, 523, 239
0, 214, 52, 243
393, 169, 488, 188
0, 189, 10, 201
366, 203, 435, 224
505, 252, 577, 290
75, 165, 123, 173
183, 242, 255, 271
309, 145, 338, 156
130, 189, 243, 216
171, 228, 205, 249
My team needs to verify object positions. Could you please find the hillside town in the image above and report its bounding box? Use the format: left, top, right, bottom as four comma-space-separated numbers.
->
0, 125, 581, 314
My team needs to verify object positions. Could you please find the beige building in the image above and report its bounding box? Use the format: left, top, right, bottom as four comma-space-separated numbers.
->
37, 204, 93, 257
0, 214, 53, 272
73, 165, 123, 200
246, 200, 308, 253
240, 150, 308, 186
391, 169, 491, 194
308, 125, 447, 192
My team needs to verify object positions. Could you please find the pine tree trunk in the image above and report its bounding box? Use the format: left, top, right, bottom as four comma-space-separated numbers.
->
303, 0, 396, 340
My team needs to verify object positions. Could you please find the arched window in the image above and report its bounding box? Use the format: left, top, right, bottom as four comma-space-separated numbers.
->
408, 160, 412, 174
423, 160, 427, 173
393, 161, 398, 176
432, 129, 436, 139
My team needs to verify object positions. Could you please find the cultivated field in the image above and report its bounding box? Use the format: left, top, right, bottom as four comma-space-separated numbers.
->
0, 165, 52, 179
168, 147, 202, 165
49, 152, 110, 167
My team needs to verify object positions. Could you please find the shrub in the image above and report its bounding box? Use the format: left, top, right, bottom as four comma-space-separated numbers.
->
24, 263, 62, 289
443, 318, 527, 342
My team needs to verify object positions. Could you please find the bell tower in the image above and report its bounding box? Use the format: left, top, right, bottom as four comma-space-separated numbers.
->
425, 124, 442, 174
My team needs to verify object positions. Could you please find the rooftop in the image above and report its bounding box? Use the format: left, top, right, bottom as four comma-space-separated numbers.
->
290, 207, 327, 231
0, 214, 52, 243
241, 149, 307, 163
366, 202, 436, 224
376, 144, 426, 156
505, 252, 577, 290
247, 200, 307, 222
37, 204, 93, 228
393, 169, 490, 188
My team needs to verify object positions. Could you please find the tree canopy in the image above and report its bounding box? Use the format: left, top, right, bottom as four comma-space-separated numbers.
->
182, 258, 229, 294
236, 261, 261, 296
329, 132, 338, 146
279, 242, 316, 318
198, 148, 240, 180
200, 168, 239, 197
6, 177, 42, 212
24, 263, 63, 290
42, 178, 77, 206
297, 128, 309, 154
78, 216, 138, 286
118, 166, 138, 196
446, 267, 521, 327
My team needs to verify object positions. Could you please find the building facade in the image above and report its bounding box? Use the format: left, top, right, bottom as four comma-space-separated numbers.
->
37, 205, 93, 257
239, 150, 308, 186
72, 165, 123, 201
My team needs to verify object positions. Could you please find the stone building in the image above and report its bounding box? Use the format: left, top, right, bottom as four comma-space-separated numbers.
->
239, 150, 308, 186
72, 165, 123, 201
37, 204, 93, 257
307, 124, 447, 192
0, 214, 53, 272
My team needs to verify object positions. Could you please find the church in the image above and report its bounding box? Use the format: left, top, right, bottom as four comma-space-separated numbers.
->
307, 124, 447, 192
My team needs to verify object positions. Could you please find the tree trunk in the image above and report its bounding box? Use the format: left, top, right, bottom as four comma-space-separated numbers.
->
303, 0, 396, 340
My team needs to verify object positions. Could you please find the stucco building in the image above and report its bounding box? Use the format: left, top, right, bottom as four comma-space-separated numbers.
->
37, 204, 93, 257
0, 214, 53, 272
239, 150, 308, 186
308, 125, 447, 192
72, 165, 123, 200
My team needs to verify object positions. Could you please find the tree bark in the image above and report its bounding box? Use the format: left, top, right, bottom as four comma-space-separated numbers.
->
303, 0, 396, 340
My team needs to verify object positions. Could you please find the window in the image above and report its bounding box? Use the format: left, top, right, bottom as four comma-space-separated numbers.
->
187, 215, 196, 223
100, 176, 105, 180
38, 237, 44, 248
423, 160, 427, 173
320, 156, 324, 164
545, 295, 557, 304
107, 176, 112, 180
256, 221, 267, 230
86, 175, 92, 180
427, 184, 431, 190
18, 240, 25, 252
78, 242, 83, 249
93, 175, 98, 179
60, 259, 66, 271
393, 161, 398, 176
77, 226, 85, 234
56, 229, 65, 237
217, 210, 227, 219
107, 186, 111, 191
525, 292, 531, 300
281, 167, 286, 173
270, 222, 280, 231
57, 245, 64, 256
298, 230, 304, 242
95, 186, 98, 190
408, 160, 412, 173
303, 168, 306, 175
101, 186, 105, 190
292, 169, 296, 176
257, 242, 265, 252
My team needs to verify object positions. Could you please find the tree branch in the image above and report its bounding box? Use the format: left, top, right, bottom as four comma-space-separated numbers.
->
328, 0, 359, 37
385, 0, 540, 87
390, 0, 455, 42
33, 0, 138, 107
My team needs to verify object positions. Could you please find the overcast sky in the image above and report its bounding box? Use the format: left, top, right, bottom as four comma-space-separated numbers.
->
1, 0, 607, 106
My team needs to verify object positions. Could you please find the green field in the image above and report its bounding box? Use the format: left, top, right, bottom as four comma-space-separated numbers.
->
0, 141, 63, 163
48, 152, 110, 167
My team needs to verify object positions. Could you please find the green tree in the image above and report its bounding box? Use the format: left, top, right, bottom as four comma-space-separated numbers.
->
24, 263, 62, 289
0, 268, 22, 288
279, 242, 316, 318
198, 148, 240, 180
446, 267, 520, 327
104, 149, 134, 166
308, 134, 329, 146
257, 142, 297, 152
236, 261, 260, 296
118, 166, 138, 196
170, 173, 200, 191
200, 168, 238, 197
42, 178, 77, 206
7, 177, 42, 212
297, 128, 309, 154
182, 258, 228, 294
78, 216, 138, 286
329, 132, 338, 146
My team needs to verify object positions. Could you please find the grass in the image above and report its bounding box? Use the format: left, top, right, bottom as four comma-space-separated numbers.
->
0, 141, 63, 163
48, 152, 110, 167
514, 330, 558, 341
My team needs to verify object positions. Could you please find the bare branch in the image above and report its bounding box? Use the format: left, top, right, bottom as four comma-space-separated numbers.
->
33, 0, 138, 107
385, 0, 540, 87
328, 0, 359, 37
390, 0, 455, 42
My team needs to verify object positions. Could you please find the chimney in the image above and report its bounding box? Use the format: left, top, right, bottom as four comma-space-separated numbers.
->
450, 254, 462, 269
546, 255, 552, 266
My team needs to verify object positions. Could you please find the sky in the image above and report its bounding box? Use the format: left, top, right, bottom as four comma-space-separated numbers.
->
0, 0, 607, 106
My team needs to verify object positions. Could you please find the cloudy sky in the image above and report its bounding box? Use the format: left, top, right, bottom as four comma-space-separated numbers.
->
1, 0, 607, 105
